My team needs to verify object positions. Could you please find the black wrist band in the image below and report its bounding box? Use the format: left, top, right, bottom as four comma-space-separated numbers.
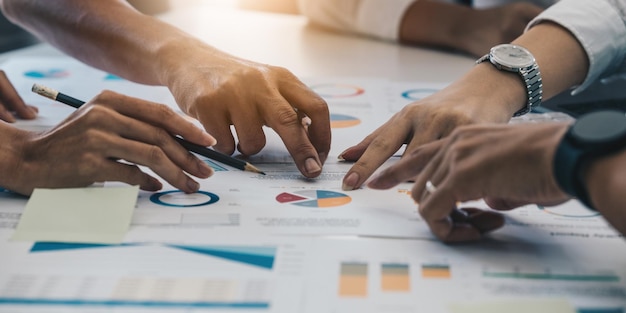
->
553, 131, 595, 210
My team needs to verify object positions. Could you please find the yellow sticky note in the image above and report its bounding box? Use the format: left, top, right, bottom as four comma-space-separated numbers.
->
11, 186, 139, 244
448, 299, 575, 313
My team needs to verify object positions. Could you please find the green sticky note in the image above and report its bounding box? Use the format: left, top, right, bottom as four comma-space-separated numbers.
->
448, 299, 575, 313
11, 186, 139, 244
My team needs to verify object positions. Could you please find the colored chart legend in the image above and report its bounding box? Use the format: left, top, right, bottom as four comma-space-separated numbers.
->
381, 263, 410, 292
276, 190, 351, 208
339, 262, 368, 297
330, 113, 361, 128
421, 264, 451, 279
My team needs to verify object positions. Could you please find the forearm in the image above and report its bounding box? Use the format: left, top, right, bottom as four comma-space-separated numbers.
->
512, 22, 588, 100
0, 0, 213, 86
585, 150, 626, 235
445, 21, 589, 119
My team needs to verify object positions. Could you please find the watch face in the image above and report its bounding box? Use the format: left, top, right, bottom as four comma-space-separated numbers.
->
571, 110, 626, 145
490, 44, 535, 69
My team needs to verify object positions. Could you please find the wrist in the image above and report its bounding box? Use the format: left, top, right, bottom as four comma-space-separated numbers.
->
553, 111, 626, 210
584, 149, 626, 228
476, 44, 542, 117
451, 63, 528, 120
153, 35, 213, 87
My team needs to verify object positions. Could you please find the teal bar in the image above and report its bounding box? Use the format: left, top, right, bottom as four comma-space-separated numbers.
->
483, 271, 619, 282
0, 298, 270, 309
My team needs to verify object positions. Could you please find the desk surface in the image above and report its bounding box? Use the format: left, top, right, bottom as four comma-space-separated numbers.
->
2, 6, 475, 83
159, 6, 475, 81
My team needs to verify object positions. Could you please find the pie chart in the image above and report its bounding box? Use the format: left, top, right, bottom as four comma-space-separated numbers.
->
310, 83, 365, 98
24, 69, 70, 79
276, 190, 351, 208
150, 190, 220, 207
330, 113, 361, 128
401, 88, 439, 101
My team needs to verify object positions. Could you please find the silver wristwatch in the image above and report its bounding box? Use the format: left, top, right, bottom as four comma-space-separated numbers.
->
476, 44, 543, 117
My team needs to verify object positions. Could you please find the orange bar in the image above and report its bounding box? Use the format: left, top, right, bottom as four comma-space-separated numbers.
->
422, 264, 451, 279
339, 263, 368, 297
381, 264, 410, 292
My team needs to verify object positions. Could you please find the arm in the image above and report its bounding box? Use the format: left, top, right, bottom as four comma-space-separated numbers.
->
0, 91, 216, 195
298, 0, 414, 42
399, 1, 542, 56
299, 0, 542, 56
341, 0, 626, 190
0, 0, 331, 178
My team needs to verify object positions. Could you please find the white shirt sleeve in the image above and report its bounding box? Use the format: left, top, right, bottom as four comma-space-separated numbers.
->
526, 0, 626, 94
297, 0, 415, 41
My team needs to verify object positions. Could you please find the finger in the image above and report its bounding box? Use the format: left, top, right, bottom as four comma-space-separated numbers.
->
102, 135, 201, 194
265, 98, 324, 178
198, 110, 237, 155
459, 208, 506, 234
426, 217, 483, 243
368, 140, 444, 190
74, 108, 207, 193
417, 181, 483, 242
0, 70, 37, 120
280, 79, 331, 165
91, 107, 214, 180
412, 140, 448, 202
0, 101, 15, 123
88, 90, 216, 147
338, 122, 390, 162
230, 105, 266, 156
94, 160, 163, 192
342, 119, 412, 190
484, 197, 531, 211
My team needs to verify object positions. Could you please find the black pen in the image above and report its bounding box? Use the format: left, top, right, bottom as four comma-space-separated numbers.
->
31, 83, 265, 175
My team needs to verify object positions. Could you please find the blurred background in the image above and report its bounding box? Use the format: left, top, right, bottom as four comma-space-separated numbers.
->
0, 0, 300, 52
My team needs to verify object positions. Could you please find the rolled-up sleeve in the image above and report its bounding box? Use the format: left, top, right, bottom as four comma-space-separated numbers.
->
298, 0, 415, 41
526, 0, 626, 94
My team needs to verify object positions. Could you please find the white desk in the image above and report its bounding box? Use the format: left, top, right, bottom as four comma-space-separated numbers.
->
2, 6, 475, 81
158, 6, 475, 82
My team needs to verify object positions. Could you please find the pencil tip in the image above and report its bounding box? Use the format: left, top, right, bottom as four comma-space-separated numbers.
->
245, 163, 265, 175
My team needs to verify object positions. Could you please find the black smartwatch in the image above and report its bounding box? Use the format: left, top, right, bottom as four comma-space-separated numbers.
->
554, 110, 626, 209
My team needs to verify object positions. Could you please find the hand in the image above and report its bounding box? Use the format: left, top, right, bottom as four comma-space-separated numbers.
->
164, 48, 331, 178
459, 3, 543, 57
340, 69, 522, 191
5, 90, 216, 195
367, 123, 572, 242
0, 70, 38, 122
